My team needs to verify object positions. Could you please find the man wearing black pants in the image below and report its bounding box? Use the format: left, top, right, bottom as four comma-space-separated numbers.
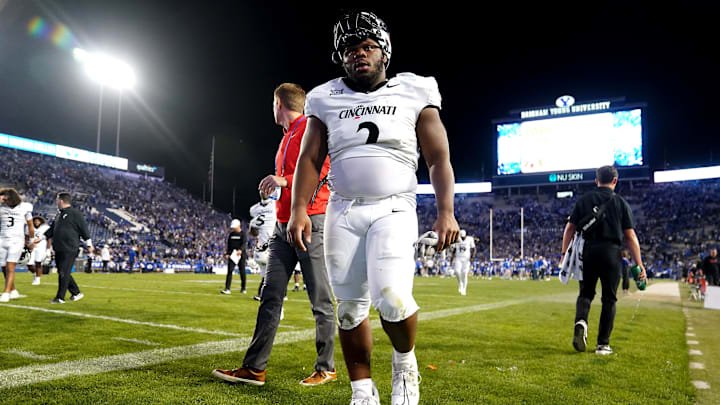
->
213, 83, 335, 387
562, 166, 646, 355
221, 219, 247, 295
45, 193, 92, 304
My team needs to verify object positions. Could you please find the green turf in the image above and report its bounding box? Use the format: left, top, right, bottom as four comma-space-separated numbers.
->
681, 284, 720, 405
0, 273, 698, 404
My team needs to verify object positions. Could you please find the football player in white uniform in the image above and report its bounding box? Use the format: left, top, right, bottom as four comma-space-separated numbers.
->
287, 12, 459, 405
0, 188, 34, 302
249, 189, 278, 300
450, 230, 476, 295
28, 216, 50, 285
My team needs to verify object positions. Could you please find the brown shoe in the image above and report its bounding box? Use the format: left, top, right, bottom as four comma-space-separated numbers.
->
212, 367, 266, 386
300, 369, 337, 386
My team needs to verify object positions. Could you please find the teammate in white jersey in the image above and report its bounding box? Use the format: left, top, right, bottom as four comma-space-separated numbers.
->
0, 188, 34, 303
450, 230, 476, 296
28, 216, 50, 285
287, 12, 459, 405
249, 190, 278, 300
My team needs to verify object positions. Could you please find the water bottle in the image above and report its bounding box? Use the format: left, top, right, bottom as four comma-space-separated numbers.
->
630, 265, 646, 290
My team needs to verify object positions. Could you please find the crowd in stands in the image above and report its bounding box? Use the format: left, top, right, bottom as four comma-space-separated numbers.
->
3, 146, 719, 278
0, 147, 231, 272
417, 179, 720, 280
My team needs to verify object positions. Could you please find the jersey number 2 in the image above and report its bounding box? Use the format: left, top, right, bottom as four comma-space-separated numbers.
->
357, 122, 379, 144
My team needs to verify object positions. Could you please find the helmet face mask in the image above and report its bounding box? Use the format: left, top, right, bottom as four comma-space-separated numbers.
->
332, 11, 391, 68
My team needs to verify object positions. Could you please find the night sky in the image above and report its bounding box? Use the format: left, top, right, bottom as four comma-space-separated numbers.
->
0, 1, 718, 217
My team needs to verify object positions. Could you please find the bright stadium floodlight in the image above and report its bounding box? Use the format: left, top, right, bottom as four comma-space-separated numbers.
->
417, 182, 492, 195
74, 48, 136, 155
74, 48, 135, 90
654, 165, 720, 183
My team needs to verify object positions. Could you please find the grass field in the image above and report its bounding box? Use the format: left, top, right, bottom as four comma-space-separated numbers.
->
0, 272, 710, 404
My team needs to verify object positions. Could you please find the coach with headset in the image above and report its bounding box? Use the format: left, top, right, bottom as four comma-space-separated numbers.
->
561, 165, 646, 355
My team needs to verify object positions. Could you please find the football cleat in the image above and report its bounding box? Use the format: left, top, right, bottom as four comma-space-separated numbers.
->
391, 369, 421, 405
350, 381, 380, 405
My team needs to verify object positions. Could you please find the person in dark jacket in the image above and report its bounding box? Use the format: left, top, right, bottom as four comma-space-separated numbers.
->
222, 219, 247, 294
45, 193, 93, 304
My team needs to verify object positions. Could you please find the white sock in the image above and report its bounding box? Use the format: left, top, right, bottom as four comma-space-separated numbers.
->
393, 347, 417, 370
350, 378, 374, 397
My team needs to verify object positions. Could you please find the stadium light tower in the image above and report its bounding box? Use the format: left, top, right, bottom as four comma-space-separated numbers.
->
73, 48, 136, 156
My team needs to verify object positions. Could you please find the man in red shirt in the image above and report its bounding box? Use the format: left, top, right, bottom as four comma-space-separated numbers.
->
213, 83, 336, 387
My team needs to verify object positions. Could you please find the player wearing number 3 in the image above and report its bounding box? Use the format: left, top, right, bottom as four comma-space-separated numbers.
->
287, 12, 459, 405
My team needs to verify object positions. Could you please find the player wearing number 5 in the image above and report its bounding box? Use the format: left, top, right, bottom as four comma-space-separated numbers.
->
287, 12, 459, 405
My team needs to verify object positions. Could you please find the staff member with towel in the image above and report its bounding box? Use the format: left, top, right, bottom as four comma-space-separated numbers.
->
561, 166, 646, 355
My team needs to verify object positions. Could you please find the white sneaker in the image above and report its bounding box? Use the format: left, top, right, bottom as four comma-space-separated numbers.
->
350, 382, 380, 405
0, 293, 9, 303
391, 369, 421, 405
595, 345, 613, 355
9, 290, 20, 299
220, 289, 231, 295
69, 292, 84, 302
32, 277, 40, 285
573, 320, 588, 352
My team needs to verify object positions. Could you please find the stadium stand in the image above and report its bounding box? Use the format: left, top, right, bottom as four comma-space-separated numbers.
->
3, 146, 718, 278
0, 147, 231, 272
418, 179, 720, 280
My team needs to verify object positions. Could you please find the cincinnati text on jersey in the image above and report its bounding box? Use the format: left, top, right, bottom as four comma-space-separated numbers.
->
338, 105, 398, 120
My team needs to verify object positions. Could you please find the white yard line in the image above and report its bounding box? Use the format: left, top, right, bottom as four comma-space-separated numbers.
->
183, 280, 260, 284
0, 297, 534, 389
2, 349, 55, 360
112, 337, 162, 346
82, 285, 225, 297
2, 304, 244, 337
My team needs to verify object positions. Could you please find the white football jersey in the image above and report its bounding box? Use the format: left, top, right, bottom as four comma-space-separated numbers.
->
0, 202, 33, 240
451, 236, 475, 261
33, 223, 50, 240
249, 199, 276, 246
305, 72, 442, 199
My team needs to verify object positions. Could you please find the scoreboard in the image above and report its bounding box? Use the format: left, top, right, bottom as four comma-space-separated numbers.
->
492, 96, 648, 187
